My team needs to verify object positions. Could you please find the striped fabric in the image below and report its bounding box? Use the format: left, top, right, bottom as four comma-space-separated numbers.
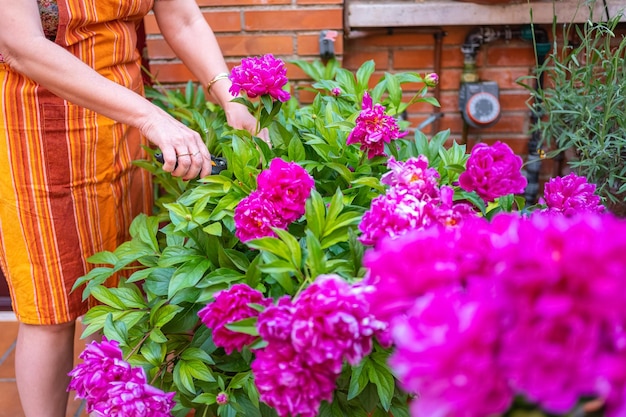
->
0, 0, 154, 325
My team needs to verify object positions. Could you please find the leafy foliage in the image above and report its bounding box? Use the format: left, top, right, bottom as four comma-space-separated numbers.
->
74, 59, 471, 417
522, 12, 626, 215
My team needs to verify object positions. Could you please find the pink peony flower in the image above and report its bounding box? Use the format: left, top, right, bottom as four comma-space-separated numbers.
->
391, 288, 513, 417
252, 342, 337, 417
256, 158, 315, 223
459, 141, 527, 203
362, 216, 494, 323
380, 156, 440, 199
198, 284, 271, 354
68, 338, 140, 408
290, 274, 384, 370
358, 188, 429, 246
233, 191, 287, 243
543, 172, 604, 216
252, 275, 384, 417
91, 376, 176, 417
68, 339, 175, 416
229, 54, 291, 102
257, 296, 295, 343
492, 212, 626, 414
346, 92, 407, 159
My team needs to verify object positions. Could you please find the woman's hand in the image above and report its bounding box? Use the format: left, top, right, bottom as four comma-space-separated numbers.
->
223, 101, 271, 145
139, 109, 212, 180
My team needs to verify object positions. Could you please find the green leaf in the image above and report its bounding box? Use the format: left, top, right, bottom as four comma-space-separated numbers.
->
245, 237, 292, 262
224, 317, 259, 336
151, 304, 184, 328
90, 285, 127, 310
168, 257, 212, 299
304, 189, 326, 239
173, 360, 196, 394
103, 313, 128, 345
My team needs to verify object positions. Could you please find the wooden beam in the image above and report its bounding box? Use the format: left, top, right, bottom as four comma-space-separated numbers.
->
346, 0, 626, 29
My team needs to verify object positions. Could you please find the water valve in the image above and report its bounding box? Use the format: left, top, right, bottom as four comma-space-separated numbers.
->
319, 30, 338, 60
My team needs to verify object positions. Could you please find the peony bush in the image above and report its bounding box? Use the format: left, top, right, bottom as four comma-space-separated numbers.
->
70, 54, 626, 417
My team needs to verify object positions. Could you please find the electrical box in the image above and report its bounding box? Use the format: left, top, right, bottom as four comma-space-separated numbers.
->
459, 81, 501, 129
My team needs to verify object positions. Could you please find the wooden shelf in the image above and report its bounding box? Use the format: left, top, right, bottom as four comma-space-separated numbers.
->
345, 0, 626, 30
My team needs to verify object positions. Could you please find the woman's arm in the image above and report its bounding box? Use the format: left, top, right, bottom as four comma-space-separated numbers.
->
0, 0, 212, 179
153, 0, 266, 139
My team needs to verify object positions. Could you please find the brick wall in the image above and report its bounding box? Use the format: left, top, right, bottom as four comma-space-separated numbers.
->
142, 1, 562, 179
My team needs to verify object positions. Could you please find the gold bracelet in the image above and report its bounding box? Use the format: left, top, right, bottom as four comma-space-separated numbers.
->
206, 72, 230, 94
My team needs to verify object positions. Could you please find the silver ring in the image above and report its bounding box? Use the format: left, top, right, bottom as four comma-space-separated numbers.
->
177, 151, 199, 157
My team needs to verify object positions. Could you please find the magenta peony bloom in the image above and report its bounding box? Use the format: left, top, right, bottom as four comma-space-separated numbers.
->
198, 284, 271, 354
392, 288, 513, 417
229, 54, 291, 102
68, 338, 133, 402
252, 342, 337, 417
91, 376, 176, 417
256, 158, 315, 223
362, 216, 494, 323
492, 212, 626, 414
257, 296, 295, 343
68, 339, 175, 416
233, 191, 287, 243
543, 172, 604, 216
290, 274, 384, 370
252, 275, 384, 417
380, 156, 440, 199
359, 188, 429, 246
459, 141, 527, 203
346, 92, 407, 159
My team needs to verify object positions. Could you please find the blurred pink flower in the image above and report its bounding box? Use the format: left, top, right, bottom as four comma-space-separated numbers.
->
543, 172, 604, 216
257, 296, 295, 343
392, 288, 513, 417
198, 284, 271, 354
493, 212, 626, 413
346, 92, 407, 159
459, 141, 527, 203
362, 216, 494, 323
331, 87, 341, 96
68, 338, 134, 403
229, 54, 291, 102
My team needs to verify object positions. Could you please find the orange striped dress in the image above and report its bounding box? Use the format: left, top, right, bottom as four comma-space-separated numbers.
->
0, 0, 154, 325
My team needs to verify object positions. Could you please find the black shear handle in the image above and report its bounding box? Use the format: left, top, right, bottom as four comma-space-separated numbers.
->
154, 152, 227, 176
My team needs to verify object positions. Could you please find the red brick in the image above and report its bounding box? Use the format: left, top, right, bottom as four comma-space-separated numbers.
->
244, 9, 343, 31
342, 51, 388, 71
485, 45, 537, 67
197, 0, 290, 4
149, 62, 195, 83
393, 49, 435, 70
143, 11, 241, 34
218, 34, 295, 56
297, 0, 342, 4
